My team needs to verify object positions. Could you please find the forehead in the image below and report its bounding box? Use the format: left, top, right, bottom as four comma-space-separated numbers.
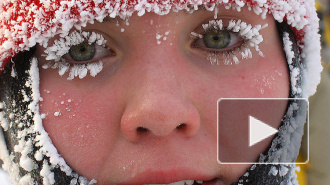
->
100, 5, 270, 24
83, 6, 274, 35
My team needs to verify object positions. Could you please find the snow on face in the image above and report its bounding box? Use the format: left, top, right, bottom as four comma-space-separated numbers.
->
156, 30, 171, 45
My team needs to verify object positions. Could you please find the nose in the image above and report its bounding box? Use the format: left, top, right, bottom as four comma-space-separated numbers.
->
120, 50, 201, 142
120, 93, 201, 142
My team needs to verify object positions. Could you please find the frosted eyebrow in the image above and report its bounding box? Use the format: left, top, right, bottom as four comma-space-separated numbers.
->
183, 5, 207, 14
102, 6, 206, 22
103, 16, 124, 25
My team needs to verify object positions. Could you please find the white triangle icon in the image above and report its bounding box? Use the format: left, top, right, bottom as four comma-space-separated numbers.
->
249, 116, 278, 147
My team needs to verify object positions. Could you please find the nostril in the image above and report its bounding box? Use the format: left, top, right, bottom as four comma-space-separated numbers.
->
176, 123, 186, 130
136, 127, 149, 133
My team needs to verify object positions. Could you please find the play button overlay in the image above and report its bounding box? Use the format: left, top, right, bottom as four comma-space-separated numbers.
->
249, 116, 278, 147
217, 98, 309, 164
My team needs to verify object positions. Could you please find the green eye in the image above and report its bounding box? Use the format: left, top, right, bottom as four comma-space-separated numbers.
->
203, 30, 231, 49
69, 42, 96, 61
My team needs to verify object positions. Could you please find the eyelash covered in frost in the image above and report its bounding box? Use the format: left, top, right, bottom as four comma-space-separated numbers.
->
191, 19, 268, 65
42, 31, 106, 80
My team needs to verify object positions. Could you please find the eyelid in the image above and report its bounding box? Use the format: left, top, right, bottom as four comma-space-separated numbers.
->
191, 18, 231, 35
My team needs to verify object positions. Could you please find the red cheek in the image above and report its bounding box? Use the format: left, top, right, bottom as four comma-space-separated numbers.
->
39, 88, 123, 174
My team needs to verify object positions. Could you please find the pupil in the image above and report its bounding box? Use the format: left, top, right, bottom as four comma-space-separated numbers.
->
213, 35, 219, 41
80, 46, 86, 52
69, 42, 96, 61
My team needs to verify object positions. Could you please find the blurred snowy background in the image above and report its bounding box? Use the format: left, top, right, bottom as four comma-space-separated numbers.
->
305, 0, 330, 185
0, 169, 12, 185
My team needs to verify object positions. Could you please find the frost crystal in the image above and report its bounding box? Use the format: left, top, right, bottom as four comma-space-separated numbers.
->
283, 32, 302, 95
156, 33, 163, 44
42, 31, 106, 80
196, 19, 267, 65
54, 111, 61, 117
43, 59, 104, 80
44, 31, 107, 62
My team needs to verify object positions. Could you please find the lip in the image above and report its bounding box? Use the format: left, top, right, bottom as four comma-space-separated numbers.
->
118, 168, 217, 185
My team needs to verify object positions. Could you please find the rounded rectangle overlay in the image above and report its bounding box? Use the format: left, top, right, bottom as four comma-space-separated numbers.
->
217, 98, 309, 165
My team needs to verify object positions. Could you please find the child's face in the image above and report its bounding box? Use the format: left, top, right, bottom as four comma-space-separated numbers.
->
36, 6, 289, 185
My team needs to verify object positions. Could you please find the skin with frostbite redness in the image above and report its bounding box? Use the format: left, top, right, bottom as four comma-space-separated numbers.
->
36, 6, 289, 185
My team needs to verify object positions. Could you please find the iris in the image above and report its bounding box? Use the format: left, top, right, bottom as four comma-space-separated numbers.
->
69, 42, 96, 61
203, 30, 230, 49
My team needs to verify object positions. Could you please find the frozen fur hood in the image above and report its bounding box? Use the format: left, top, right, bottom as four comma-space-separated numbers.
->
0, 0, 322, 97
